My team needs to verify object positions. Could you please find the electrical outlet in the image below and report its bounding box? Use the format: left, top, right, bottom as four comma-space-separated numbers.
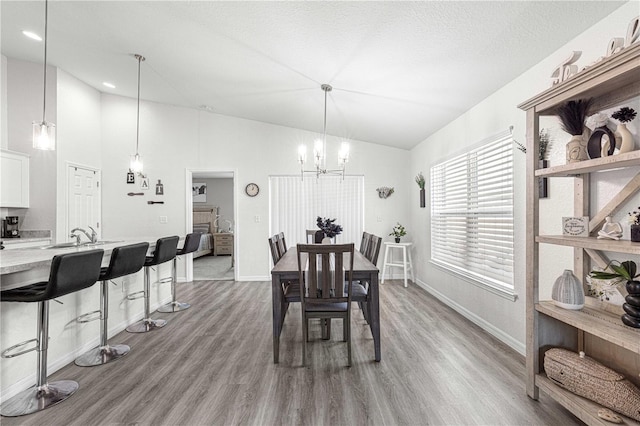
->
159, 216, 168, 224
255, 215, 260, 223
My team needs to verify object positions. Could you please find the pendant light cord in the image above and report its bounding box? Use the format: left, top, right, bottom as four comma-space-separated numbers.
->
42, 0, 48, 122
135, 54, 144, 156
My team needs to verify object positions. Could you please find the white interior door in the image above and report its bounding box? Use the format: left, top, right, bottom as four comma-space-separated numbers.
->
67, 165, 101, 241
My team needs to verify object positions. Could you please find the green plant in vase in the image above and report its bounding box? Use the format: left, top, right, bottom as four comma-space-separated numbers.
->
389, 222, 406, 243
415, 172, 426, 207
589, 260, 640, 328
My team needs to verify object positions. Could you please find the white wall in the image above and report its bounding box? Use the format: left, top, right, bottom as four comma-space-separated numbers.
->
1, 55, 7, 149
409, 3, 639, 354
100, 94, 411, 280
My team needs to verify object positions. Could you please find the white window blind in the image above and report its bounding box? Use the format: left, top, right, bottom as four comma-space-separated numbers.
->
269, 175, 364, 246
430, 131, 514, 293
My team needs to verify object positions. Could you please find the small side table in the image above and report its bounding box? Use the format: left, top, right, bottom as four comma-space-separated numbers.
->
381, 242, 414, 287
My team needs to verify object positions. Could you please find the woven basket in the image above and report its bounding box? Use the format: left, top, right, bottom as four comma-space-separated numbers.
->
544, 348, 640, 421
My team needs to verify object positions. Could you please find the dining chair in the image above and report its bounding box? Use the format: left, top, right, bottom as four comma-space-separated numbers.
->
269, 235, 300, 326
297, 243, 355, 366
269, 235, 281, 265
277, 232, 287, 257
354, 234, 382, 324
306, 230, 317, 244
359, 232, 371, 255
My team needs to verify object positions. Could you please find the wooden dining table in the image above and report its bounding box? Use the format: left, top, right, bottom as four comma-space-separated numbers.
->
271, 247, 381, 363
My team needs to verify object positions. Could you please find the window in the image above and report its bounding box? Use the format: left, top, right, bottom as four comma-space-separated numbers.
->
269, 175, 364, 246
430, 130, 514, 298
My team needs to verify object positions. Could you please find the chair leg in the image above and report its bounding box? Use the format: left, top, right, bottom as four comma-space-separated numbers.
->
1, 301, 79, 417
302, 314, 308, 366
158, 257, 190, 313
347, 312, 352, 367
126, 266, 167, 333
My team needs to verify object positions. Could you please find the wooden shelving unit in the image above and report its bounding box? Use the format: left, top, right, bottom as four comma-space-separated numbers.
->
518, 42, 640, 425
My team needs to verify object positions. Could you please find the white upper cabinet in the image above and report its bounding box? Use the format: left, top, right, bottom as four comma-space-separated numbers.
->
1, 150, 30, 208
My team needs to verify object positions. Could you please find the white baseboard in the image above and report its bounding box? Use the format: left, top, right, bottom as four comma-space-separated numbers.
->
0, 295, 172, 403
239, 275, 270, 281
414, 278, 525, 356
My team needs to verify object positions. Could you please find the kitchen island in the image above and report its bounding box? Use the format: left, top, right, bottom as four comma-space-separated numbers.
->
0, 239, 176, 403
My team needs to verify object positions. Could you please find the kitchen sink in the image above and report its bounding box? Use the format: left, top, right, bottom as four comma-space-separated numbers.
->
40, 240, 123, 249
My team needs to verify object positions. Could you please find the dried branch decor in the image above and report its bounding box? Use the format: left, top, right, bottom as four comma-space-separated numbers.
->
556, 98, 593, 135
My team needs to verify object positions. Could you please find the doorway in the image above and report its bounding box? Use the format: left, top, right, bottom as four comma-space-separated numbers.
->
185, 169, 237, 281
66, 163, 101, 242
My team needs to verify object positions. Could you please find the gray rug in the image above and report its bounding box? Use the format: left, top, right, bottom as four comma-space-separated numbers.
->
193, 255, 234, 280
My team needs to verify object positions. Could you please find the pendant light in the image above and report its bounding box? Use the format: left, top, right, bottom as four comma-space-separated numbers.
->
32, 0, 55, 151
130, 54, 145, 175
298, 84, 350, 180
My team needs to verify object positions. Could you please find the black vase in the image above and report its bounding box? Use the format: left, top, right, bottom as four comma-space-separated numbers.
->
539, 160, 549, 198
395, 237, 401, 243
314, 230, 324, 243
419, 188, 425, 208
622, 280, 640, 328
631, 225, 640, 243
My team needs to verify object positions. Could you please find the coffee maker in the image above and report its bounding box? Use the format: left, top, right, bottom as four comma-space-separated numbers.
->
2, 216, 20, 238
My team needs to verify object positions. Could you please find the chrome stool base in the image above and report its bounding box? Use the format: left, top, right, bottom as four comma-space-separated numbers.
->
0, 380, 78, 417
125, 318, 167, 333
74, 344, 130, 367
157, 301, 190, 313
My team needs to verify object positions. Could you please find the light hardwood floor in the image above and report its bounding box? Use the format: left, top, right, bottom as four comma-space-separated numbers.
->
2, 280, 581, 425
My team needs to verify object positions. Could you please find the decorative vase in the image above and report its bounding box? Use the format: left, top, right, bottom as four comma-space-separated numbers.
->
622, 281, 640, 328
616, 123, 634, 154
395, 237, 401, 243
566, 131, 590, 163
314, 230, 324, 243
419, 188, 425, 208
539, 160, 549, 198
551, 270, 585, 310
631, 225, 640, 242
321, 237, 332, 244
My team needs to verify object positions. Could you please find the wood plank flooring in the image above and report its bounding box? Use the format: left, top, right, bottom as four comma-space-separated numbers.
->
2, 280, 581, 425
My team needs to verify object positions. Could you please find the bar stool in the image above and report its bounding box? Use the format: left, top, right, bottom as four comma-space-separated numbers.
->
157, 233, 201, 313
75, 242, 149, 367
0, 250, 104, 417
126, 236, 179, 333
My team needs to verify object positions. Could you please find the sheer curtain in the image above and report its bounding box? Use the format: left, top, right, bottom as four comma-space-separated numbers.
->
269, 175, 364, 245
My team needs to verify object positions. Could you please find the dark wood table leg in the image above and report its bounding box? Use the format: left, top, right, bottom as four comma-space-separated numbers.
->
369, 272, 381, 362
272, 274, 283, 363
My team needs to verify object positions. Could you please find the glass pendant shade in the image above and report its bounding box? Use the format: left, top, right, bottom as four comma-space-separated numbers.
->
130, 154, 143, 174
32, 121, 56, 150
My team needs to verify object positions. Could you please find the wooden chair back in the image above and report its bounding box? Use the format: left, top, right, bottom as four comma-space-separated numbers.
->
306, 230, 317, 244
296, 243, 355, 305
366, 235, 382, 265
277, 232, 287, 257
268, 235, 281, 265
359, 232, 371, 255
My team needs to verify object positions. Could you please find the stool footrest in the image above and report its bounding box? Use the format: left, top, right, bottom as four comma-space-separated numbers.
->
158, 277, 173, 284
126, 291, 145, 301
1, 338, 38, 358
76, 310, 101, 323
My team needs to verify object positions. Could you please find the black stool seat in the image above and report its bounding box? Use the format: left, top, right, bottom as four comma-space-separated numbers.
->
126, 236, 179, 333
1, 250, 104, 417
75, 243, 149, 367
158, 233, 201, 313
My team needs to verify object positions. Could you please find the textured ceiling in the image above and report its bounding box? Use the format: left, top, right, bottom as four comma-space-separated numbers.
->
0, 1, 627, 150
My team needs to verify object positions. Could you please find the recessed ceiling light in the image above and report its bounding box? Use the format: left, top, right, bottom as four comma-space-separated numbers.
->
102, 82, 116, 89
22, 30, 42, 41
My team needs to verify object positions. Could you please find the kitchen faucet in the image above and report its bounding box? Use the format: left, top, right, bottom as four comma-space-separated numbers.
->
70, 226, 98, 244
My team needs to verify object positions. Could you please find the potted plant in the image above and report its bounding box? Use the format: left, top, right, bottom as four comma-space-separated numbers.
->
628, 207, 640, 242
611, 107, 637, 154
315, 216, 343, 243
589, 260, 640, 328
415, 172, 426, 208
389, 222, 406, 243
538, 129, 552, 198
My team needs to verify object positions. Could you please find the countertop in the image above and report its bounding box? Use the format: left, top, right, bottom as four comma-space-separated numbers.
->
0, 240, 144, 275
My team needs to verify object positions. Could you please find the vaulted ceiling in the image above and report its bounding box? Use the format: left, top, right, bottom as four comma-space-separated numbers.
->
1, 1, 626, 149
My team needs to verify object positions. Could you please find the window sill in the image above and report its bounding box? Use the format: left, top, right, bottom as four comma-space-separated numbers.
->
430, 260, 518, 302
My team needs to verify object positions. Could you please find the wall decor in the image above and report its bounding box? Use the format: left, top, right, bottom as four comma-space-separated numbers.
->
155, 179, 164, 195
193, 182, 206, 202
562, 216, 589, 237
376, 187, 394, 199
245, 183, 259, 197
140, 177, 150, 191
147, 201, 164, 205
127, 192, 143, 196
126, 172, 135, 184
611, 107, 637, 155
550, 51, 581, 85
415, 172, 425, 208
596, 216, 622, 240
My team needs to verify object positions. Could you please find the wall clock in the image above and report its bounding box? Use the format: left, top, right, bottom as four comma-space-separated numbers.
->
245, 183, 259, 197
